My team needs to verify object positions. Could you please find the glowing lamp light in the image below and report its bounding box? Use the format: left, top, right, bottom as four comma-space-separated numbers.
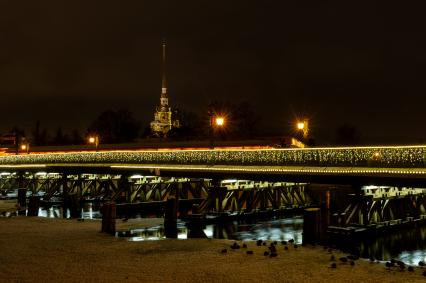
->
89, 137, 96, 144
215, 117, 225, 126
21, 144, 27, 150
297, 122, 305, 130
374, 151, 380, 158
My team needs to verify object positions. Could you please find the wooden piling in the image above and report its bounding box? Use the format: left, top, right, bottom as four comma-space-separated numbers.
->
303, 207, 321, 244
27, 196, 41, 216
101, 202, 116, 234
17, 188, 27, 215
68, 193, 81, 219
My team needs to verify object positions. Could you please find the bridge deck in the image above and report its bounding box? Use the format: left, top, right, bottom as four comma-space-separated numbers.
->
0, 146, 425, 185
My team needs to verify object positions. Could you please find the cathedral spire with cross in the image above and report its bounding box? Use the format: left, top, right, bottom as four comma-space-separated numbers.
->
150, 39, 180, 137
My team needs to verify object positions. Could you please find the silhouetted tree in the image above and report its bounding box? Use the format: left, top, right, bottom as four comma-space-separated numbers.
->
234, 102, 260, 138
71, 129, 84, 145
87, 109, 140, 143
169, 110, 203, 139
31, 121, 49, 146
335, 123, 361, 145
53, 127, 70, 145
10, 126, 25, 139
32, 121, 41, 146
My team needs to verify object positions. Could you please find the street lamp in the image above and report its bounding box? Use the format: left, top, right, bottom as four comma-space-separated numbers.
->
208, 110, 226, 149
215, 117, 225, 127
296, 119, 309, 140
20, 143, 29, 154
88, 135, 99, 151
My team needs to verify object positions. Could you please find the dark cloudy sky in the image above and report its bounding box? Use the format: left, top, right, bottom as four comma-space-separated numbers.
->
1, 1, 426, 144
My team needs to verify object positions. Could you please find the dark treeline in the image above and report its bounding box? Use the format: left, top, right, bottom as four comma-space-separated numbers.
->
5, 103, 363, 146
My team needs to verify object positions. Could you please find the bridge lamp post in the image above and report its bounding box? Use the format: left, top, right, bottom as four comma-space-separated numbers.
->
88, 135, 99, 151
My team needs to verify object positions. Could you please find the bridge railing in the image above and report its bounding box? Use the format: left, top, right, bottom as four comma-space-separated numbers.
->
0, 146, 425, 168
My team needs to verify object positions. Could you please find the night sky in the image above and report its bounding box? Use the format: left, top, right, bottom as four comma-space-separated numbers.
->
1, 1, 426, 145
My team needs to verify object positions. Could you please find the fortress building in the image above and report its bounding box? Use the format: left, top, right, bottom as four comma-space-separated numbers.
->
150, 39, 180, 137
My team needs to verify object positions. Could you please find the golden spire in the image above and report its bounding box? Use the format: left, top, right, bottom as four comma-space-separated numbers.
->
161, 38, 167, 95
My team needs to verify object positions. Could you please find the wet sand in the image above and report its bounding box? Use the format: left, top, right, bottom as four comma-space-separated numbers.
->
0, 217, 425, 283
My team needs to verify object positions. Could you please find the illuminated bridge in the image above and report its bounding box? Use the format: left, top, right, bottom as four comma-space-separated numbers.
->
1, 145, 426, 226
0, 145, 426, 185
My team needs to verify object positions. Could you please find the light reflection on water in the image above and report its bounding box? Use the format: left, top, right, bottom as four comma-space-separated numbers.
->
357, 225, 426, 265
121, 216, 303, 244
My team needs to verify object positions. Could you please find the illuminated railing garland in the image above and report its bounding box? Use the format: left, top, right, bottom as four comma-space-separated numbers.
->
0, 146, 425, 168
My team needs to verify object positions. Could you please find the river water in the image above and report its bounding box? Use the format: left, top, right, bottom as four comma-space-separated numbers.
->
33, 202, 426, 266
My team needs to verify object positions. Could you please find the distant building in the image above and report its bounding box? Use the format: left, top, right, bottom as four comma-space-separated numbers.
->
0, 133, 16, 146
150, 39, 180, 137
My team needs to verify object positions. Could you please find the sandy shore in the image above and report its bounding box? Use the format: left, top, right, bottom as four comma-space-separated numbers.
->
0, 217, 425, 283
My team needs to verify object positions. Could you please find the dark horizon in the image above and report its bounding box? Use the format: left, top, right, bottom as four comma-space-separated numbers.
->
2, 1, 426, 145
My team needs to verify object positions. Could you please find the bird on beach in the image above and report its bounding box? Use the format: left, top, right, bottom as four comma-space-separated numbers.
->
288, 239, 295, 244
330, 263, 337, 268
419, 261, 425, 267
339, 257, 348, 263
256, 240, 263, 246
284, 246, 289, 251
231, 242, 240, 249
242, 243, 247, 249
268, 245, 277, 253
246, 250, 253, 255
349, 261, 355, 266
407, 266, 414, 272
385, 262, 394, 269
221, 248, 227, 254
264, 251, 270, 256
294, 244, 298, 249
269, 252, 278, 258
281, 240, 288, 245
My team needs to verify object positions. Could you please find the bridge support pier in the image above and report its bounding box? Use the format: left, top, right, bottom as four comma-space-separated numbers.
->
164, 197, 178, 238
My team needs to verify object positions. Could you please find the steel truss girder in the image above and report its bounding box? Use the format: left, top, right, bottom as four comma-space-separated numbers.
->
199, 184, 312, 213
342, 187, 426, 226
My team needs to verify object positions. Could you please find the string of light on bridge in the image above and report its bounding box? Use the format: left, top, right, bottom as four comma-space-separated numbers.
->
0, 145, 425, 168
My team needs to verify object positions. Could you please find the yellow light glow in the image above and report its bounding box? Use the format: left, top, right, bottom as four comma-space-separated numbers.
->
21, 145, 27, 150
88, 137, 95, 143
215, 117, 225, 126
297, 122, 305, 130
